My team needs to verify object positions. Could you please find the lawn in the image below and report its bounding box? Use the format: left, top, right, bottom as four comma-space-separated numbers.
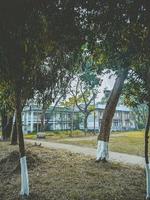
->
24, 130, 94, 140
60, 131, 150, 157
0, 141, 146, 200
24, 130, 150, 156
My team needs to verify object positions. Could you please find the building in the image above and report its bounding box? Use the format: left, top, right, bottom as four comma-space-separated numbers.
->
22, 104, 135, 133
86, 104, 135, 132
22, 105, 80, 133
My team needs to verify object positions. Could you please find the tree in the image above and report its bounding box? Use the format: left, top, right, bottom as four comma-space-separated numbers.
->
70, 79, 96, 134
0, 0, 149, 198
0, 83, 14, 141
0, 4, 53, 196
96, 68, 128, 161
100, 88, 111, 105
0, 83, 18, 144
66, 44, 102, 134
62, 97, 77, 135
35, 55, 74, 132
131, 104, 148, 130
100, 87, 125, 106
0, 1, 86, 197
84, 0, 150, 162
69, 71, 101, 134
11, 118, 18, 145
124, 65, 150, 199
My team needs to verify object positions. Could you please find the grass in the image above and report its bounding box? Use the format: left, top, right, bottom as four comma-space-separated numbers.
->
109, 131, 147, 156
60, 131, 149, 157
24, 130, 93, 140
24, 130, 149, 156
0, 141, 146, 200
46, 130, 86, 139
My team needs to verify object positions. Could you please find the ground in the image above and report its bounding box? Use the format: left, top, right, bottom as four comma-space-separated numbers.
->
0, 141, 146, 200
31, 130, 148, 157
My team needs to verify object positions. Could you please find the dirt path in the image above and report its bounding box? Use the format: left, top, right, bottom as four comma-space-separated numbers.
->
25, 139, 145, 168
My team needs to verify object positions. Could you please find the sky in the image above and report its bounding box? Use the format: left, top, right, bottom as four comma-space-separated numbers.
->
55, 72, 116, 106
96, 73, 116, 102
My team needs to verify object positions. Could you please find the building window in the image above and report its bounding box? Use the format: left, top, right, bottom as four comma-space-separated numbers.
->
114, 120, 119, 127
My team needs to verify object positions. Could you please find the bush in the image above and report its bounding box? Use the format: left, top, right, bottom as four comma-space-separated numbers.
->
24, 134, 36, 139
45, 130, 85, 138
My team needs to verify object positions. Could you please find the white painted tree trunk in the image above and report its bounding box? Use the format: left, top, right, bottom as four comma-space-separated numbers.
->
146, 164, 150, 199
20, 156, 29, 196
96, 140, 109, 161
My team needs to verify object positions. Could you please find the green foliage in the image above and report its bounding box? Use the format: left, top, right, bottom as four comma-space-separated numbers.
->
87, 105, 95, 113
62, 97, 76, 108
45, 130, 85, 139
0, 1, 85, 114
79, 44, 102, 90
124, 67, 150, 108
131, 104, 148, 129
0, 2, 52, 110
123, 66, 150, 136
0, 83, 14, 115
83, 1, 150, 77
0, 1, 149, 138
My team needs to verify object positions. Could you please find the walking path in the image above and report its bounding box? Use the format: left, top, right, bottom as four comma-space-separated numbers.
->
25, 139, 145, 168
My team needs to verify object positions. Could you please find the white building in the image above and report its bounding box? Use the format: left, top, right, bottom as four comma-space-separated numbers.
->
86, 104, 135, 132
22, 105, 79, 133
22, 104, 135, 133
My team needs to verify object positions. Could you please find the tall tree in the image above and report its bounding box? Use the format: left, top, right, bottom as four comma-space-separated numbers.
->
0, 83, 14, 140
131, 104, 148, 130
35, 55, 74, 132
124, 66, 150, 200
0, 1, 85, 196
62, 97, 77, 135
11, 117, 18, 145
69, 55, 101, 134
70, 77, 98, 134
84, 0, 150, 162
96, 68, 128, 161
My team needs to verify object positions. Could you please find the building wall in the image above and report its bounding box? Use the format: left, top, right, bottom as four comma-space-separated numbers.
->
86, 109, 135, 132
22, 106, 79, 133
22, 105, 136, 133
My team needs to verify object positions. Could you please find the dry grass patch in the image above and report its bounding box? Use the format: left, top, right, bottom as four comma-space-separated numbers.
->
0, 141, 146, 200
60, 131, 150, 157
24, 130, 96, 141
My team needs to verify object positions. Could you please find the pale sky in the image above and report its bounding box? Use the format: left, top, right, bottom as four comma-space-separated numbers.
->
96, 73, 116, 102
56, 72, 116, 106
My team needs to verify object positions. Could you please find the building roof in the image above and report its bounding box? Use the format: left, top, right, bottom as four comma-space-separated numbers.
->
96, 104, 131, 112
23, 104, 77, 113
23, 103, 131, 113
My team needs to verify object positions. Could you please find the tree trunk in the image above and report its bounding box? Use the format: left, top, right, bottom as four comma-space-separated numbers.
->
16, 107, 25, 157
40, 110, 46, 132
93, 96, 96, 135
93, 110, 96, 135
5, 116, 13, 139
96, 68, 128, 161
1, 111, 13, 140
15, 95, 29, 196
11, 117, 18, 145
70, 107, 75, 137
84, 114, 88, 135
1, 110, 8, 140
145, 104, 150, 200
